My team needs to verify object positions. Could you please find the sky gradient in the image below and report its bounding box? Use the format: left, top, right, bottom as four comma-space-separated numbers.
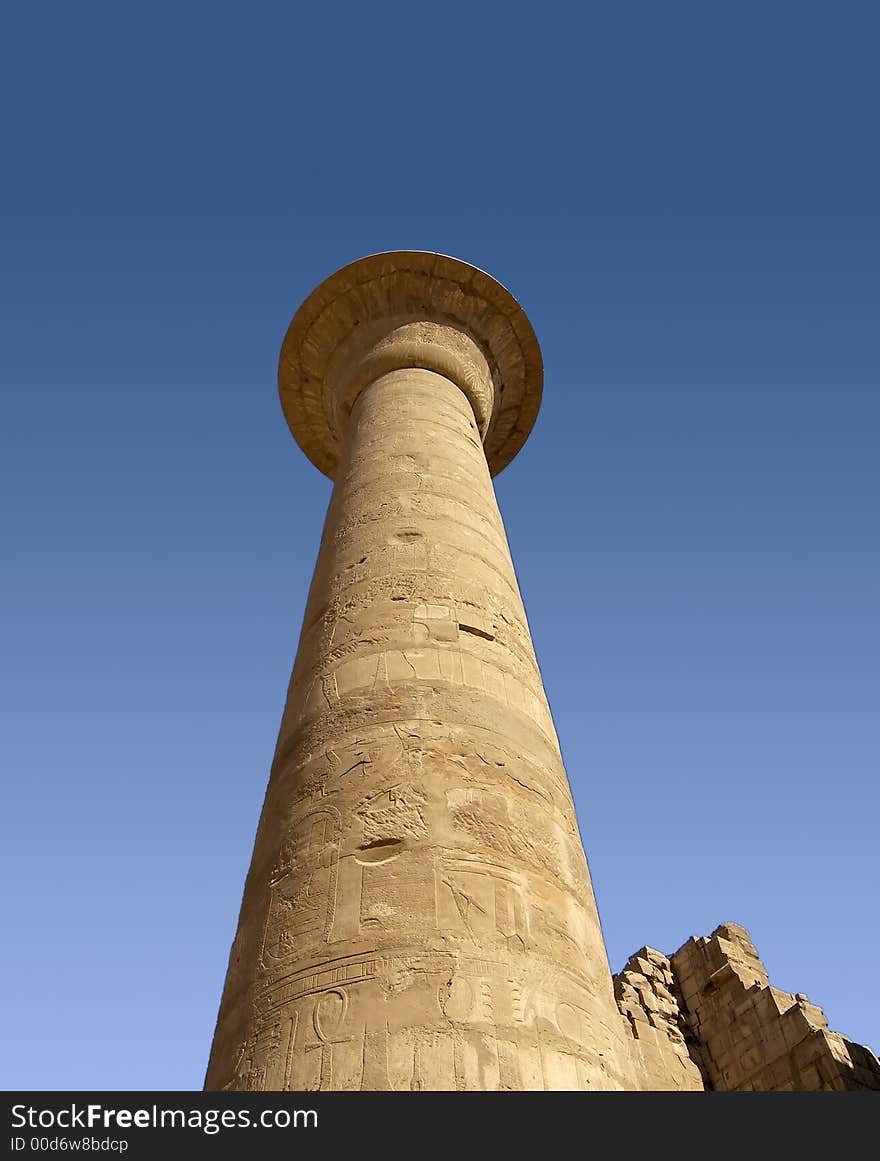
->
2, 3, 878, 1088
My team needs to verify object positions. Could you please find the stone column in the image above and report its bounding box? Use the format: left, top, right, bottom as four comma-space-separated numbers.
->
205, 252, 636, 1091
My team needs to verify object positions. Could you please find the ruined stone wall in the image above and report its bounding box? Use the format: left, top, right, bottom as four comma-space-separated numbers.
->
615, 922, 880, 1092
672, 924, 880, 1091
614, 948, 706, 1091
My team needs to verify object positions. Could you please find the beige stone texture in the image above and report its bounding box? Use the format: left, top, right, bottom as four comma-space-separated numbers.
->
204, 253, 639, 1091
616, 922, 880, 1091
670, 924, 880, 1091
614, 948, 707, 1090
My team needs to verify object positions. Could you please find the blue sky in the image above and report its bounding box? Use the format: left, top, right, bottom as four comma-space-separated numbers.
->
2, 3, 877, 1088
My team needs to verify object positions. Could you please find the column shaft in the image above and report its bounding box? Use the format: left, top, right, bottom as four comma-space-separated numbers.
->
205, 368, 634, 1090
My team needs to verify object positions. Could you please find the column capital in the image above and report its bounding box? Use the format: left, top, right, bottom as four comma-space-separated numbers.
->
278, 251, 543, 479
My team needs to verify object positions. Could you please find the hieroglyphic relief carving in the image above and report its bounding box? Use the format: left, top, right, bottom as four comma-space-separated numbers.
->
303, 573, 537, 675
357, 784, 428, 843
358, 848, 434, 932
299, 989, 361, 1091
445, 785, 564, 882
261, 808, 340, 970
222, 1019, 285, 1091
435, 856, 530, 951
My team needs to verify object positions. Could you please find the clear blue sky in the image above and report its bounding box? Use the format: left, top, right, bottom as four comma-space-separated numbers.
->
2, 3, 877, 1089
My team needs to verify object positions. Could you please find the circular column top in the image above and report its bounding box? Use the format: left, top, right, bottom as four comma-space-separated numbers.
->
277, 251, 543, 478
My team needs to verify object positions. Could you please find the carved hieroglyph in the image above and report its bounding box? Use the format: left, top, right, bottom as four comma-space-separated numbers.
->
204, 252, 638, 1091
